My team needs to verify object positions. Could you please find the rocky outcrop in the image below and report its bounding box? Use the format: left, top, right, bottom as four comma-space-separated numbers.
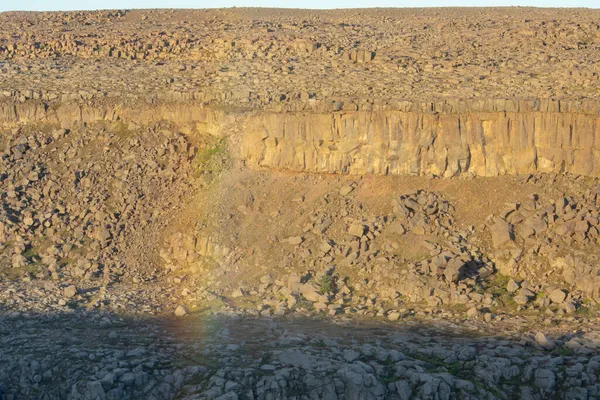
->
3, 98, 600, 178
0, 100, 236, 133
241, 106, 600, 177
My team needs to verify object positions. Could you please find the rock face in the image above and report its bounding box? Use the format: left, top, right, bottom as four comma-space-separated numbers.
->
2, 98, 600, 178
2, 98, 600, 179
241, 105, 600, 177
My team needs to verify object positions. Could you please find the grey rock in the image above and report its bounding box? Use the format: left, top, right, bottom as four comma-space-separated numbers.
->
85, 381, 106, 400
119, 372, 135, 386
343, 349, 360, 362
534, 368, 556, 392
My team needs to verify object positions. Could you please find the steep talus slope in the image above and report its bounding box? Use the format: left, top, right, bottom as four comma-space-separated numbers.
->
3, 96, 600, 307
0, 119, 205, 286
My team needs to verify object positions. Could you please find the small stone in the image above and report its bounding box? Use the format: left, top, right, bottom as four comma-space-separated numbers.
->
299, 283, 321, 302
563, 302, 577, 314
96, 228, 111, 242
519, 288, 536, 298
174, 305, 189, 317
343, 349, 360, 362
11, 254, 27, 268
387, 311, 401, 321
319, 242, 333, 253
514, 294, 530, 305
339, 185, 355, 196
63, 285, 77, 298
490, 220, 514, 248
101, 373, 115, 386
52, 128, 68, 139
119, 372, 135, 386
287, 236, 304, 245
85, 381, 106, 399
348, 223, 366, 237
535, 368, 556, 391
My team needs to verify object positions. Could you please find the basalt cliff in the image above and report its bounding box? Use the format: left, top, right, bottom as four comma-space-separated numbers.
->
3, 98, 600, 178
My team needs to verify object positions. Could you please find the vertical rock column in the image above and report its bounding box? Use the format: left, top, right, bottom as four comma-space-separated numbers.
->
240, 110, 600, 177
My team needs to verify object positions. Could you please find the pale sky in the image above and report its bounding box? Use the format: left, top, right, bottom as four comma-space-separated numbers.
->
0, 0, 597, 12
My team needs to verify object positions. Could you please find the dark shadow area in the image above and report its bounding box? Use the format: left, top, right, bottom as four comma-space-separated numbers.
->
0, 309, 598, 400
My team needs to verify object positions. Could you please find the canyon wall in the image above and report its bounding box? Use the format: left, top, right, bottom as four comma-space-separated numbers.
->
241, 102, 600, 177
0, 101, 235, 132
2, 99, 600, 177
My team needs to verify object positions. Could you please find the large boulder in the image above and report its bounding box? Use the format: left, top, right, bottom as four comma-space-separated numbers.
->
549, 289, 567, 304
348, 223, 366, 237
490, 220, 514, 248
299, 283, 321, 302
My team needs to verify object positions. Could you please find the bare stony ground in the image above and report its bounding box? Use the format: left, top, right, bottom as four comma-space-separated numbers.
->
1, 7, 600, 400
0, 7, 599, 107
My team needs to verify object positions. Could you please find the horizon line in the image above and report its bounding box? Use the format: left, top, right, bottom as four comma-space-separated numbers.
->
1, 5, 599, 12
